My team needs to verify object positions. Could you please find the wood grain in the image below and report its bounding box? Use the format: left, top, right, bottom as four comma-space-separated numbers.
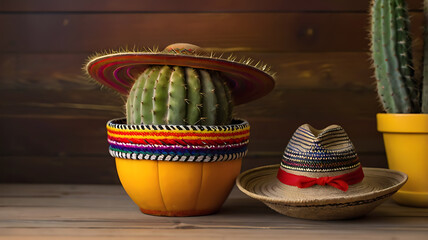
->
0, 0, 423, 12
0, 52, 376, 90
0, 156, 119, 184
1, 51, 424, 92
0, 184, 427, 239
0, 13, 423, 53
0, 89, 385, 153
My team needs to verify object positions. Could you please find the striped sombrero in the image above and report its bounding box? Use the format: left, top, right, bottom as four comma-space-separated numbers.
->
236, 124, 407, 220
85, 43, 275, 105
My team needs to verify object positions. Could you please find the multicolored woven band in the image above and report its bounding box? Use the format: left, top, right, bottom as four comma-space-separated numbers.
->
281, 124, 360, 173
106, 118, 250, 162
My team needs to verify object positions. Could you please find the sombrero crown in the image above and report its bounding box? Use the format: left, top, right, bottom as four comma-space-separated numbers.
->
278, 124, 363, 191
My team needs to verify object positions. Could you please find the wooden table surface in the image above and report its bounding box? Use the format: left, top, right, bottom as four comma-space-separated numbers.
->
0, 184, 427, 239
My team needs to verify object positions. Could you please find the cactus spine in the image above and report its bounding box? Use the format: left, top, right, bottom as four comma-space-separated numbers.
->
126, 66, 233, 125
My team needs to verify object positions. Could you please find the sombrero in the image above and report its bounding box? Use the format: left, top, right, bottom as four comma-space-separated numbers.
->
236, 124, 407, 220
85, 43, 275, 105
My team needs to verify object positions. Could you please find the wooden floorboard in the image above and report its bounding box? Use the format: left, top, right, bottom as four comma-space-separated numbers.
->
0, 184, 427, 239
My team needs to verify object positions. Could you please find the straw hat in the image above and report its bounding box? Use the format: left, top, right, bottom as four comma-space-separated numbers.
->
236, 124, 408, 220
85, 43, 275, 105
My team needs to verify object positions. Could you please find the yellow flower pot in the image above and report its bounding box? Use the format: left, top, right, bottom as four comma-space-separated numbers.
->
116, 158, 242, 216
377, 113, 428, 207
107, 118, 250, 216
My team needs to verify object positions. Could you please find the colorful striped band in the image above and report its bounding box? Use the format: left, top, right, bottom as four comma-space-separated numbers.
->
109, 149, 248, 162
107, 118, 249, 131
109, 141, 248, 156
107, 136, 249, 146
108, 139, 249, 151
107, 118, 250, 146
106, 118, 250, 162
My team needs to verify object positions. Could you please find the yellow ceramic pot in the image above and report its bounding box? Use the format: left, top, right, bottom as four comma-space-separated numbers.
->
116, 158, 242, 216
377, 113, 428, 207
107, 118, 250, 216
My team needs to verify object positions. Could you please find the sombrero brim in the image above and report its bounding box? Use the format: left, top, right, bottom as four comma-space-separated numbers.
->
85, 52, 275, 105
236, 165, 407, 220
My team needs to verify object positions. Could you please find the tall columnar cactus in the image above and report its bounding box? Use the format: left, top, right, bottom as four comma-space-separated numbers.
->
126, 65, 233, 125
370, 0, 428, 113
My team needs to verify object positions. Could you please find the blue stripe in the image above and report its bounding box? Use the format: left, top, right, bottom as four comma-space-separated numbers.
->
280, 162, 360, 172
282, 153, 357, 162
109, 145, 248, 156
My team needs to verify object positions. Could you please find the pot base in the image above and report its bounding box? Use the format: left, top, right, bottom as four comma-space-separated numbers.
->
393, 191, 428, 208
140, 208, 218, 217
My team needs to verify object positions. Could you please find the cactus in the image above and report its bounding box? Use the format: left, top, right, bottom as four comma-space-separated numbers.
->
370, 0, 428, 113
126, 65, 233, 125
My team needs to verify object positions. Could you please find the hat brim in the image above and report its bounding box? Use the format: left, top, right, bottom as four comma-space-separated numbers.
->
236, 164, 407, 220
85, 52, 275, 105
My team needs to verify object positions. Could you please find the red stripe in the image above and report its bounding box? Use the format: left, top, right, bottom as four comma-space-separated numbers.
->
107, 129, 250, 138
108, 136, 249, 145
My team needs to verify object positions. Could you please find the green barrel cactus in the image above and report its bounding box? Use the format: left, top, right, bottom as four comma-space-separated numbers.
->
370, 0, 428, 113
126, 65, 233, 125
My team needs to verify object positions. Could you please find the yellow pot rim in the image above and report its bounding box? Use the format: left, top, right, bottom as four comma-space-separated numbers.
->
377, 113, 428, 133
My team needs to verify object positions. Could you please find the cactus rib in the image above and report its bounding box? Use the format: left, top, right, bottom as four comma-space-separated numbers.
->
211, 71, 230, 125
200, 70, 217, 125
371, 0, 398, 112
152, 66, 171, 124
185, 68, 202, 125
166, 67, 186, 125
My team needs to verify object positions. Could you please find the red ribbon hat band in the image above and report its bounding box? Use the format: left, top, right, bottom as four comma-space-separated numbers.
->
277, 166, 364, 192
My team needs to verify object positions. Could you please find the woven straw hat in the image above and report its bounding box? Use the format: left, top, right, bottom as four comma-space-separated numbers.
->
236, 124, 407, 220
85, 43, 275, 105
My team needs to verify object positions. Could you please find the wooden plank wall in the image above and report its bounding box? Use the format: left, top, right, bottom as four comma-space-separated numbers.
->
0, 0, 424, 183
